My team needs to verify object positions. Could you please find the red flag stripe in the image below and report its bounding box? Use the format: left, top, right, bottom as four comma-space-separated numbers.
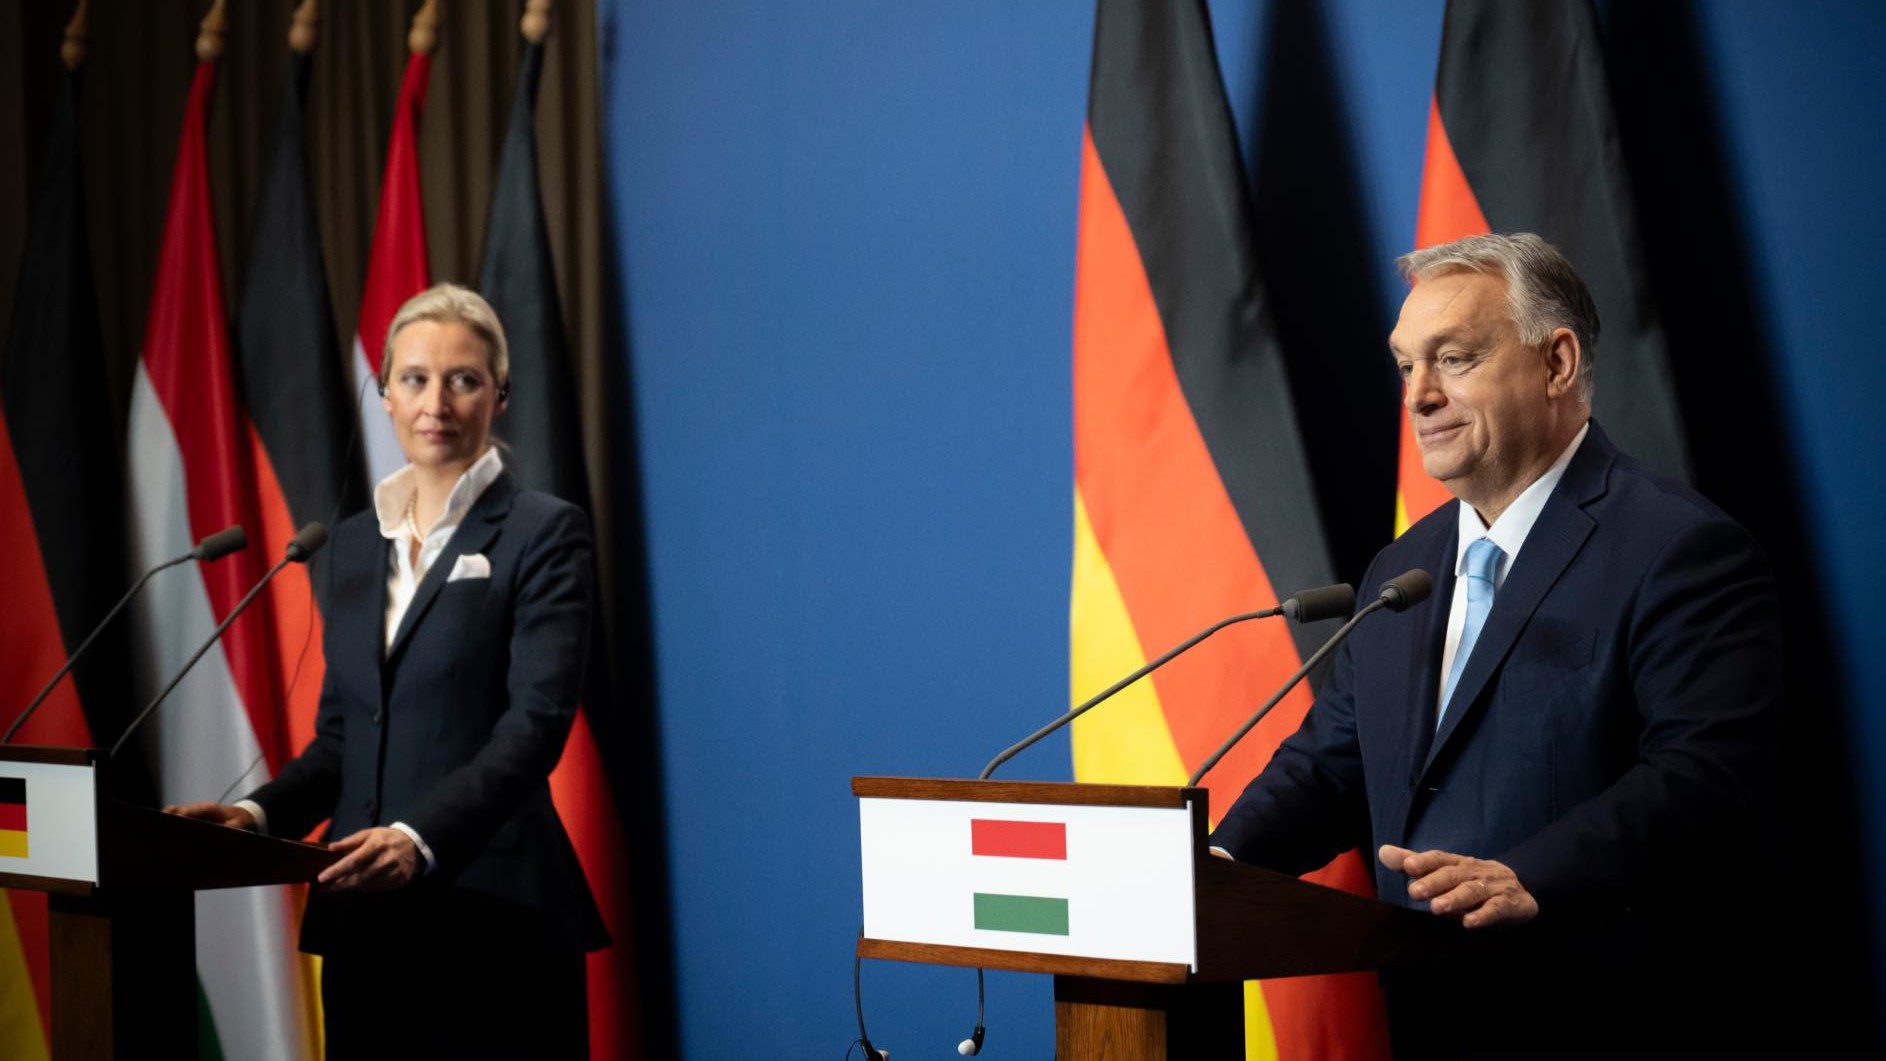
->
1399, 98, 1491, 529
551, 711, 640, 1060
356, 54, 433, 374
971, 820, 1068, 860
135, 61, 285, 766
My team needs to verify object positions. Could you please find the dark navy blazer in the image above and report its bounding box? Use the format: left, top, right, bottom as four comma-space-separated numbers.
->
248, 471, 608, 954
1210, 423, 1781, 917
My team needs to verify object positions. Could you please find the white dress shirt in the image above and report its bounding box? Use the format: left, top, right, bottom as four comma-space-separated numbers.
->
376, 446, 506, 652
237, 447, 506, 874
1434, 423, 1589, 710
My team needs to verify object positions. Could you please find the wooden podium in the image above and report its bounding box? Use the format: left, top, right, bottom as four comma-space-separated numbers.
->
0, 745, 338, 1059
854, 776, 1483, 1059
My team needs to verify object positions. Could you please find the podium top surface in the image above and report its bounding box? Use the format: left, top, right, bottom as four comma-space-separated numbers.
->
852, 776, 1205, 810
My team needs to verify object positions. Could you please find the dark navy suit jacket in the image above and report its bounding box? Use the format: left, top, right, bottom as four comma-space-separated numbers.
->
1211, 423, 1781, 918
248, 472, 608, 954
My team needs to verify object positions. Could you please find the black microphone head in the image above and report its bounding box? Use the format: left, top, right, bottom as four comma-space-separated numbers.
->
1282, 583, 1355, 624
286, 522, 328, 563
192, 525, 248, 562
1377, 569, 1433, 612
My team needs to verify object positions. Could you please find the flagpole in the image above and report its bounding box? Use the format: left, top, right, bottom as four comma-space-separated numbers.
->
61, 0, 88, 69
196, 0, 227, 62
409, 0, 441, 56
289, 0, 319, 54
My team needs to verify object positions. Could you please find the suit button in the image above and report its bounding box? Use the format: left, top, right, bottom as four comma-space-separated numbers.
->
371, 709, 384, 726
365, 798, 379, 818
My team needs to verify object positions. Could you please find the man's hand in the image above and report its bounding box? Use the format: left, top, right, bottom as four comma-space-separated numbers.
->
319, 827, 419, 893
1379, 844, 1538, 929
163, 802, 256, 831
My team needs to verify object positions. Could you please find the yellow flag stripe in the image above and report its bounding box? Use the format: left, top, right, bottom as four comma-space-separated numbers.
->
1069, 489, 1279, 1061
1069, 488, 1187, 787
0, 895, 49, 1061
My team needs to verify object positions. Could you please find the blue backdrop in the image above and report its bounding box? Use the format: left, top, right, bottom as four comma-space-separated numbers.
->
596, 2, 1886, 1055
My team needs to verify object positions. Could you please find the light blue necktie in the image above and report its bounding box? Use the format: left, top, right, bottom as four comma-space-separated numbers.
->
1438, 537, 1504, 730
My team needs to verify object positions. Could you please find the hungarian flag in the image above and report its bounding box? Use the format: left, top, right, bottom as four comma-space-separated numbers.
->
1397, 0, 1689, 531
478, 36, 641, 1060
123, 59, 318, 1061
0, 66, 119, 1061
1070, 1, 1389, 1059
352, 51, 433, 485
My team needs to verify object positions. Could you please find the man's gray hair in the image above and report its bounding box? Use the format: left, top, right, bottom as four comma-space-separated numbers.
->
379, 282, 511, 389
1396, 233, 1598, 402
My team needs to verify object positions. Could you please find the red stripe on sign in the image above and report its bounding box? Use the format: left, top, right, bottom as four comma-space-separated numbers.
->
971, 820, 1066, 860
0, 804, 24, 831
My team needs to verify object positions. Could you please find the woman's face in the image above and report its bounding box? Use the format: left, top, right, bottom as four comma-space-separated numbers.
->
381, 319, 505, 474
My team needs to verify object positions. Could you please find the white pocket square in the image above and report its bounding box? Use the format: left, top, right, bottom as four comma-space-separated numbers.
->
447, 553, 491, 582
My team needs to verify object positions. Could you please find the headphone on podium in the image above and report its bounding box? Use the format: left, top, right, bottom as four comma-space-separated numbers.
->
852, 949, 985, 1060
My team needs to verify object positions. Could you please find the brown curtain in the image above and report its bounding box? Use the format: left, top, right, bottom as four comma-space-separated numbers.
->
0, 0, 607, 527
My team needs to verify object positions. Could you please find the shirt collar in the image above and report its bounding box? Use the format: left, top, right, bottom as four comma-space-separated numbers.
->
1454, 421, 1589, 579
373, 446, 506, 541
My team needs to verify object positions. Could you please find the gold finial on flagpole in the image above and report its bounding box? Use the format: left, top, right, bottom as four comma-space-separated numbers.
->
521, 0, 553, 44
289, 0, 320, 55
408, 0, 441, 56
195, 0, 228, 62
60, 0, 89, 70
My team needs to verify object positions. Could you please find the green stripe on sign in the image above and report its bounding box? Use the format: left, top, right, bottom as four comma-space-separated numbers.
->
973, 893, 1069, 936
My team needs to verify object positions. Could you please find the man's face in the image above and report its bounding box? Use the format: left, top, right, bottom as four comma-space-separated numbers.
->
381, 319, 505, 473
1388, 270, 1560, 504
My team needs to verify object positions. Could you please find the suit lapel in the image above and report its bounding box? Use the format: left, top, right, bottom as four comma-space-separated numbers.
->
385, 473, 516, 665
331, 516, 389, 678
1402, 520, 1457, 787
1417, 426, 1615, 782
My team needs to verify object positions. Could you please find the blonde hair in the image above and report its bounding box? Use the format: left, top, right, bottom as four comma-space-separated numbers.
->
379, 282, 510, 390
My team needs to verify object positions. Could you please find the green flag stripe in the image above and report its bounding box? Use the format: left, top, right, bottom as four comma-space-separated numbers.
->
972, 893, 1069, 936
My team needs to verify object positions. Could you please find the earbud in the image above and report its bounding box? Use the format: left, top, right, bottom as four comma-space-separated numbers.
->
958, 1025, 985, 1055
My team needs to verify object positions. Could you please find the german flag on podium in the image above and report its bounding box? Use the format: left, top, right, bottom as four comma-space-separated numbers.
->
0, 781, 25, 859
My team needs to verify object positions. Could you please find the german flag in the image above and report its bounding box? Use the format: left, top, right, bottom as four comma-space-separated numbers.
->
235, 46, 364, 775
477, 31, 641, 1061
232, 36, 366, 1059
1397, 0, 1689, 531
1070, 1, 1388, 1058
0, 62, 118, 1061
0, 780, 25, 859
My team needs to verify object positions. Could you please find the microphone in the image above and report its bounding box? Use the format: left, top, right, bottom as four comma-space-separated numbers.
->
108, 524, 326, 759
1377, 568, 1432, 612
284, 521, 327, 562
3, 525, 248, 744
1188, 569, 1431, 786
977, 584, 1355, 780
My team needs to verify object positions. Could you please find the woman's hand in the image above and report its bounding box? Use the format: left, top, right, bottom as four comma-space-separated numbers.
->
163, 802, 256, 831
319, 827, 420, 892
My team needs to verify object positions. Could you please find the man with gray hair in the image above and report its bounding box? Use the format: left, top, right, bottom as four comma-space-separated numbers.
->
1210, 233, 1780, 1053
